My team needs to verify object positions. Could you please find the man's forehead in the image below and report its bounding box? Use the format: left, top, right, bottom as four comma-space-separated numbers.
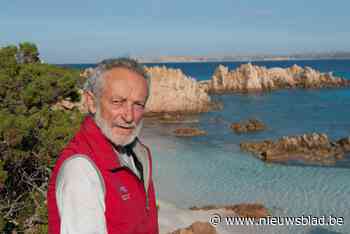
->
103, 67, 145, 81
101, 67, 148, 100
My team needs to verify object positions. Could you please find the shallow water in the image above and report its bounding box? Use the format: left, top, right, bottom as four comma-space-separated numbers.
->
142, 123, 350, 233
141, 87, 350, 234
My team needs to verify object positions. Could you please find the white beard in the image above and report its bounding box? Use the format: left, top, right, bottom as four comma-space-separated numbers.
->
94, 107, 143, 146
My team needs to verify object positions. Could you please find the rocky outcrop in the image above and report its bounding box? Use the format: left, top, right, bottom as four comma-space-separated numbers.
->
231, 119, 266, 134
169, 222, 217, 234
190, 203, 269, 219
145, 66, 212, 114
51, 90, 87, 112
80, 67, 94, 78
240, 133, 350, 165
205, 64, 350, 93
173, 128, 207, 137
156, 113, 199, 124
337, 137, 350, 151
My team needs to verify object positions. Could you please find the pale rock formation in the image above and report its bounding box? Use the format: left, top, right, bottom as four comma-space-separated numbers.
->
207, 63, 350, 93
145, 66, 212, 113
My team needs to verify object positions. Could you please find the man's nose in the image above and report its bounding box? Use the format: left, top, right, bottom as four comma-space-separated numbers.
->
122, 102, 134, 123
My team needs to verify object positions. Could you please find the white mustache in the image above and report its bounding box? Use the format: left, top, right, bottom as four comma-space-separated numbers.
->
112, 122, 136, 129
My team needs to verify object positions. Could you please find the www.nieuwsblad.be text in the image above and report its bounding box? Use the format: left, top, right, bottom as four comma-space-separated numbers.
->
209, 214, 344, 227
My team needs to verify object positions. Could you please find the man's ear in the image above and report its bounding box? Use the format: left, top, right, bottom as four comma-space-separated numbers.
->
84, 91, 97, 114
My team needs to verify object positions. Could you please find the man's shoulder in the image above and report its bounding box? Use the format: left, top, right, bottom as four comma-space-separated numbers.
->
56, 155, 105, 191
59, 155, 99, 178
55, 155, 106, 207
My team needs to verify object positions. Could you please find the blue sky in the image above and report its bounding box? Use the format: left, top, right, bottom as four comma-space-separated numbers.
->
1, 0, 349, 63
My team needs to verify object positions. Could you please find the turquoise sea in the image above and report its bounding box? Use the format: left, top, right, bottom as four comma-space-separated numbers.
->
64, 60, 350, 234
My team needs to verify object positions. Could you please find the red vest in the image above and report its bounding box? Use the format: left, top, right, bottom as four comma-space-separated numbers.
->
47, 116, 159, 234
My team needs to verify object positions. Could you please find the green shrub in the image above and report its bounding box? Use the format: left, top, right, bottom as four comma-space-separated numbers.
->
0, 42, 84, 233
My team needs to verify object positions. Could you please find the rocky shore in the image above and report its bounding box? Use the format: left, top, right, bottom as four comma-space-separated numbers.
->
77, 64, 349, 115
240, 133, 350, 165
200, 63, 350, 93
159, 201, 270, 234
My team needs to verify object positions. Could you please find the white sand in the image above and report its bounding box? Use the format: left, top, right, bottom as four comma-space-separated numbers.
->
157, 200, 289, 234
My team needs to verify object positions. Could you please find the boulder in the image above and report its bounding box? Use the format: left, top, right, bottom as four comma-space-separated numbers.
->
145, 66, 212, 113
231, 119, 266, 134
173, 128, 207, 137
158, 113, 199, 124
337, 137, 350, 151
240, 133, 350, 165
169, 221, 217, 234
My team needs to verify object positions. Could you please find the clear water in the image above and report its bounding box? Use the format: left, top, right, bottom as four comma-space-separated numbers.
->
64, 60, 350, 234
142, 122, 350, 233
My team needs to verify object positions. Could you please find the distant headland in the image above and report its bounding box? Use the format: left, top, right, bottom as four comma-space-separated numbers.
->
137, 52, 350, 63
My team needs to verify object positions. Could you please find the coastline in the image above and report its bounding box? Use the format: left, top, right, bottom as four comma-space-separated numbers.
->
142, 57, 350, 64
57, 57, 350, 67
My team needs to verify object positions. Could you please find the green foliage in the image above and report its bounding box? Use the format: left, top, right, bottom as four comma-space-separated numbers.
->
0, 45, 18, 76
18, 42, 40, 64
0, 63, 81, 113
0, 42, 84, 232
0, 160, 8, 188
0, 216, 4, 232
33, 224, 48, 234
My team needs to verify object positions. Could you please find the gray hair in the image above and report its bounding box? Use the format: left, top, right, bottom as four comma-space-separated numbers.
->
84, 57, 150, 98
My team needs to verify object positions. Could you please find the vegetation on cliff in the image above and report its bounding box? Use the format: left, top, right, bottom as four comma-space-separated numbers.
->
0, 43, 83, 233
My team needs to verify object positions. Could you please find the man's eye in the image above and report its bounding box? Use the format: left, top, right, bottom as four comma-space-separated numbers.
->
112, 100, 124, 105
135, 103, 145, 109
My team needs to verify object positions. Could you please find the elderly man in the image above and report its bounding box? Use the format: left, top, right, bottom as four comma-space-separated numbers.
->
47, 58, 159, 234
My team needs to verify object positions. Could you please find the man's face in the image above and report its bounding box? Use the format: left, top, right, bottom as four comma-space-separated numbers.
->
91, 67, 148, 146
